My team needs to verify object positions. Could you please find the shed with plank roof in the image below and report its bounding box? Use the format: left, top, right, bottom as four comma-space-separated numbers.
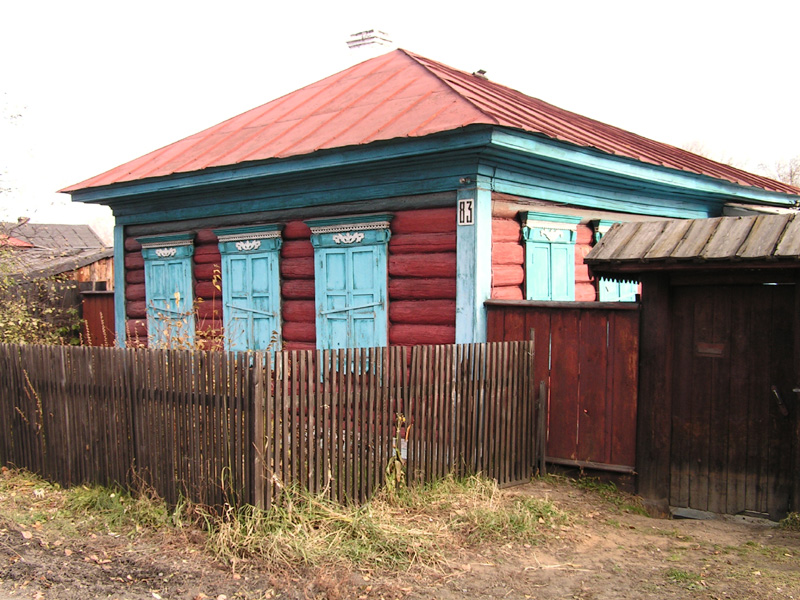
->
587, 213, 800, 519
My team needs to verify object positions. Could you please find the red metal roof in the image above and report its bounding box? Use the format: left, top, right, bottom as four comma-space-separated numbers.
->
62, 49, 800, 195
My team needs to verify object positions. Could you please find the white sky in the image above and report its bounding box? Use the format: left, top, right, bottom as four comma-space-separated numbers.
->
2, 0, 798, 244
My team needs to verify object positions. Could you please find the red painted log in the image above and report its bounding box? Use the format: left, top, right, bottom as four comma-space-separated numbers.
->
391, 208, 456, 234
195, 229, 218, 245
491, 286, 524, 300
126, 269, 145, 284
492, 264, 524, 287
125, 254, 144, 270
389, 300, 455, 325
195, 281, 222, 299
389, 278, 456, 300
283, 321, 316, 343
388, 253, 456, 278
575, 264, 591, 283
576, 223, 593, 245
196, 299, 222, 320
283, 300, 316, 322
282, 279, 316, 299
281, 239, 314, 258
284, 341, 316, 351
575, 243, 593, 263
492, 218, 521, 242
125, 283, 146, 301
124, 237, 142, 252
196, 318, 223, 334
575, 282, 596, 302
389, 324, 455, 346
127, 300, 147, 319
388, 232, 456, 254
284, 221, 311, 240
492, 242, 524, 265
125, 319, 148, 338
194, 262, 220, 281
281, 257, 315, 279
194, 245, 221, 264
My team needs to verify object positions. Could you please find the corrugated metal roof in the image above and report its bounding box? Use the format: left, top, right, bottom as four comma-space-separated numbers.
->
62, 49, 800, 196
586, 213, 800, 266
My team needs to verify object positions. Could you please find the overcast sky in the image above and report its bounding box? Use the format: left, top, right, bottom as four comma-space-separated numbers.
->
2, 0, 798, 243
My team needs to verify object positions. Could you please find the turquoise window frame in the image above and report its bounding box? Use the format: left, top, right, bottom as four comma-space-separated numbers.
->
306, 214, 392, 350
522, 212, 582, 301
138, 233, 195, 348
214, 224, 283, 352
593, 220, 639, 302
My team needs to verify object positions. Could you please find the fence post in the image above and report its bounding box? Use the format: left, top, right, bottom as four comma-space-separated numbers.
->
537, 380, 547, 476
253, 352, 266, 510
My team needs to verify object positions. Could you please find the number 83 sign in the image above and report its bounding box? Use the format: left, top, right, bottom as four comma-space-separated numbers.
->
458, 198, 474, 226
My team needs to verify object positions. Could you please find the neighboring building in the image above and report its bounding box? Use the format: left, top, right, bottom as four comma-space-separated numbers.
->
0, 219, 113, 289
61, 49, 800, 350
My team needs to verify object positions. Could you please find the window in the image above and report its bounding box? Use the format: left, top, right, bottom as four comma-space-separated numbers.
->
138, 233, 195, 347
306, 214, 392, 349
522, 212, 582, 301
215, 225, 283, 351
593, 220, 639, 302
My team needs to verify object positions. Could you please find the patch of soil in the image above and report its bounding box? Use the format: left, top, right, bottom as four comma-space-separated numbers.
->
1, 479, 798, 599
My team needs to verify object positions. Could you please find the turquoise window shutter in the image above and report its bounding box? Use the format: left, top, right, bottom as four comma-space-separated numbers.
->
138, 234, 195, 348
522, 212, 581, 301
215, 225, 283, 352
306, 215, 391, 350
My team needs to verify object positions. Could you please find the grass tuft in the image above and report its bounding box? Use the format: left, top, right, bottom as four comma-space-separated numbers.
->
574, 477, 648, 515
780, 512, 800, 531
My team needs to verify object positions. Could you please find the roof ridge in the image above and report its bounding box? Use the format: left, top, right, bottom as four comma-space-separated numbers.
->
400, 49, 501, 127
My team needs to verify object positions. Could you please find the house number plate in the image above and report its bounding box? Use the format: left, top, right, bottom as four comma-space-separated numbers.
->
458, 198, 474, 226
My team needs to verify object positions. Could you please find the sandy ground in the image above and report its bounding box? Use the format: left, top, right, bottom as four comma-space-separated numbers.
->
1, 478, 798, 600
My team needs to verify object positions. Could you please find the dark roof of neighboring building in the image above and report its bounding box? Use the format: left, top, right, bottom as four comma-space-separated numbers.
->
586, 213, 800, 269
62, 49, 799, 196
0, 221, 112, 278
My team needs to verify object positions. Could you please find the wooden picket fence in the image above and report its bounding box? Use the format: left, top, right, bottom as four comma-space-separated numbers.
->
0, 341, 537, 508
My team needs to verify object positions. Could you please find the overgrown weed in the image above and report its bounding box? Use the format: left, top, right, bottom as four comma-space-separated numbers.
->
575, 476, 648, 515
780, 512, 800, 531
202, 475, 570, 571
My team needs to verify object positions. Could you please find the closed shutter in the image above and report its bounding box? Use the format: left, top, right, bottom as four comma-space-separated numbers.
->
317, 245, 387, 349
306, 214, 391, 350
522, 213, 581, 301
139, 235, 195, 348
216, 226, 283, 352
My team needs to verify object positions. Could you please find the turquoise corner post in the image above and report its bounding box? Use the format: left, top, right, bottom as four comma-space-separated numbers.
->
456, 182, 492, 344
113, 223, 126, 348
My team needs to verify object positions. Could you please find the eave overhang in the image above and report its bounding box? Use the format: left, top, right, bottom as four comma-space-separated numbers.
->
67, 125, 800, 226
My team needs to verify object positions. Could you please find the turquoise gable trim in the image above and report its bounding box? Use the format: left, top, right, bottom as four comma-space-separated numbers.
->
113, 224, 126, 348
306, 215, 391, 350
522, 212, 582, 301
215, 225, 283, 352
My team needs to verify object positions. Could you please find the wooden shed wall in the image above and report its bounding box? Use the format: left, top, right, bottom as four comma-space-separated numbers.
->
122, 206, 456, 348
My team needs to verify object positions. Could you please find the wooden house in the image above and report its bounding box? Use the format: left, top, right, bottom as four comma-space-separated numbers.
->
587, 214, 800, 519
61, 50, 800, 350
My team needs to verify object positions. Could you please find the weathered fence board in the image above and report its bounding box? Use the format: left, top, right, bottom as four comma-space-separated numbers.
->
0, 341, 536, 509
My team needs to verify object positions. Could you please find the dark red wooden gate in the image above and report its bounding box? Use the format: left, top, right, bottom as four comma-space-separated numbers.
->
486, 300, 639, 472
81, 291, 116, 346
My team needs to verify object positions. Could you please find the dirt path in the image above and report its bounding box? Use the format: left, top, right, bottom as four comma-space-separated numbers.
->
1, 478, 798, 599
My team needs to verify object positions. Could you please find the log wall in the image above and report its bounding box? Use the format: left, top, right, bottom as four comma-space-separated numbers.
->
122, 206, 457, 349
